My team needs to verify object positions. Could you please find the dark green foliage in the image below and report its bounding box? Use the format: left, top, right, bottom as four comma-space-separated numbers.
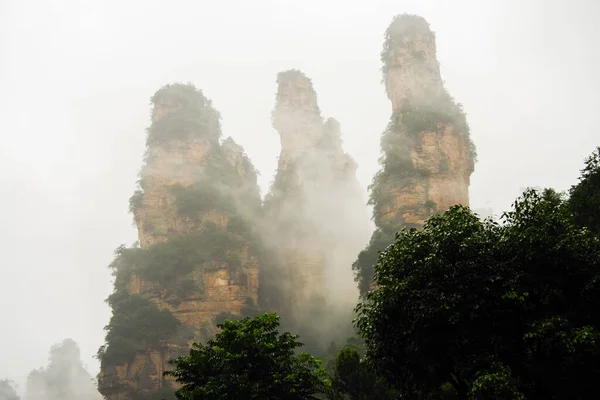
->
131, 387, 177, 400
165, 313, 332, 399
170, 183, 221, 219
107, 221, 253, 299
355, 188, 600, 399
129, 189, 144, 215
146, 83, 221, 146
0, 379, 20, 400
140, 229, 242, 280
328, 346, 398, 400
98, 292, 180, 366
394, 102, 457, 136
569, 146, 600, 234
424, 199, 437, 211
108, 245, 147, 291
352, 226, 396, 296
170, 181, 238, 221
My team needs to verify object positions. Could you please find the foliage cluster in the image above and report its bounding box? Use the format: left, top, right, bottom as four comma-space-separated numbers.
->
569, 146, 600, 234
97, 292, 180, 366
328, 345, 399, 400
129, 189, 144, 215
356, 183, 600, 399
108, 220, 256, 299
166, 313, 331, 400
351, 226, 396, 296
131, 387, 177, 400
146, 83, 221, 146
170, 182, 233, 220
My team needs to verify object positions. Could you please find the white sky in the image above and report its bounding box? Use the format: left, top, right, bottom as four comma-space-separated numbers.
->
1, 0, 598, 392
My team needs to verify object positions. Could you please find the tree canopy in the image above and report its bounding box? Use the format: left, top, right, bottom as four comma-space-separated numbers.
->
165, 313, 332, 400
355, 187, 600, 399
328, 344, 398, 400
570, 146, 600, 234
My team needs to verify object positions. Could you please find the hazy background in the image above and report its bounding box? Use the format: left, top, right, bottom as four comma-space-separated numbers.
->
1, 0, 598, 393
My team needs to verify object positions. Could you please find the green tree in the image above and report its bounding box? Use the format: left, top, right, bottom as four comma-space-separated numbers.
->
329, 345, 398, 400
355, 188, 600, 399
569, 146, 600, 234
165, 313, 332, 400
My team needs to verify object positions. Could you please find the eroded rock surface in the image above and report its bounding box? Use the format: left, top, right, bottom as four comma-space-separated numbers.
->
98, 84, 261, 400
263, 70, 370, 330
354, 14, 476, 294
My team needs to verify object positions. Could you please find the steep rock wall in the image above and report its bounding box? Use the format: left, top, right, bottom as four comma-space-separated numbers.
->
353, 14, 476, 295
98, 84, 261, 400
262, 70, 370, 338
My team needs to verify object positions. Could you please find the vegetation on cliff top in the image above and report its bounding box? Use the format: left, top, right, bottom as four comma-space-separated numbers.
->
354, 15, 477, 295
99, 83, 263, 376
569, 146, 600, 234
97, 292, 180, 365
146, 83, 222, 146
354, 97, 476, 295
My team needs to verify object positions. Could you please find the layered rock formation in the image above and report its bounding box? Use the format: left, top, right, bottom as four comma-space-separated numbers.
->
353, 14, 476, 295
24, 339, 101, 400
262, 70, 370, 336
98, 84, 262, 400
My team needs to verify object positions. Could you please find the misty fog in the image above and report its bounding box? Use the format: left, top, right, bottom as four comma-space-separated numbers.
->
1, 0, 599, 395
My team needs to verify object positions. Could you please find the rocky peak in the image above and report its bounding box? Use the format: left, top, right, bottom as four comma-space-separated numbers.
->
382, 14, 445, 110
98, 83, 261, 400
272, 70, 325, 167
263, 70, 371, 338
353, 14, 477, 295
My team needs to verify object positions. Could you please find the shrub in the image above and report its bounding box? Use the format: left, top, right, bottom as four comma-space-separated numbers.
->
146, 83, 221, 146
99, 292, 180, 366
129, 190, 144, 215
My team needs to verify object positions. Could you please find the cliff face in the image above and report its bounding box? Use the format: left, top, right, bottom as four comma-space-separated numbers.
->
353, 14, 476, 295
98, 84, 261, 400
263, 70, 370, 338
